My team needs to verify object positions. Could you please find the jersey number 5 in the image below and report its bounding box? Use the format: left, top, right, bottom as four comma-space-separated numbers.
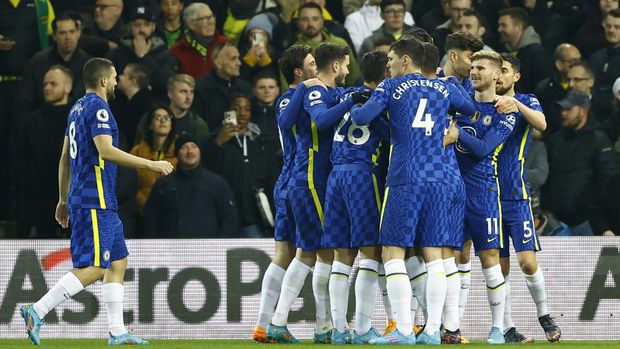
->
411, 98, 434, 136
69, 121, 78, 159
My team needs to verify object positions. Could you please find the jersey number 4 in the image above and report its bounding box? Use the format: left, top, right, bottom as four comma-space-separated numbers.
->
69, 121, 78, 159
411, 98, 434, 136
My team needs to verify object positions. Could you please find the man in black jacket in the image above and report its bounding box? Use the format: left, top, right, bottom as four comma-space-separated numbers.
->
106, 4, 178, 97
543, 91, 618, 235
17, 12, 91, 114
143, 134, 238, 238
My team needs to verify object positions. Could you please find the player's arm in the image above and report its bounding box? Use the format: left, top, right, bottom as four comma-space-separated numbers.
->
446, 79, 476, 116
495, 95, 546, 132
454, 114, 515, 159
278, 84, 307, 129
305, 86, 355, 130
93, 135, 173, 174
55, 137, 70, 228
350, 82, 389, 125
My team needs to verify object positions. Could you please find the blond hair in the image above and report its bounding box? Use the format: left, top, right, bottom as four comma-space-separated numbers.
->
167, 74, 196, 92
471, 51, 503, 69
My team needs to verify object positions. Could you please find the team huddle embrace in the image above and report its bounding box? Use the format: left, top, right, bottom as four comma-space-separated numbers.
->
253, 30, 562, 345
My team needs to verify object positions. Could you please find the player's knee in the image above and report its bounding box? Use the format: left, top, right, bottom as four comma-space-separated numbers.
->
519, 259, 538, 275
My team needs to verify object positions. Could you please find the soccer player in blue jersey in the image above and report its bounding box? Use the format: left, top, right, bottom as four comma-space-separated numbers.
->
20, 58, 173, 346
268, 42, 365, 344
439, 32, 483, 97
253, 45, 318, 342
445, 51, 516, 344
350, 38, 475, 345
323, 50, 389, 344
494, 53, 561, 343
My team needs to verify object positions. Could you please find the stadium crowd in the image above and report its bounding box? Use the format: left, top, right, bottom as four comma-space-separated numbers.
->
1, 0, 619, 239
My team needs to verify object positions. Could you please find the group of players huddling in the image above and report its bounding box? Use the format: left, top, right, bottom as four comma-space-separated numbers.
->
253, 28, 562, 345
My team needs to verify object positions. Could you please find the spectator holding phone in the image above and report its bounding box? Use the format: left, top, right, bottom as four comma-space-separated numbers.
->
240, 13, 280, 83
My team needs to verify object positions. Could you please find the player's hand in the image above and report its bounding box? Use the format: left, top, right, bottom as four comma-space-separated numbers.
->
148, 160, 174, 175
215, 123, 240, 146
55, 201, 70, 229
351, 90, 371, 104
494, 96, 518, 114
444, 120, 459, 147
0, 35, 16, 51
133, 35, 151, 58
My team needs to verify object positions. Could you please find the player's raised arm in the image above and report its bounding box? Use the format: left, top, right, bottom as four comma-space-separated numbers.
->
55, 136, 71, 228
93, 135, 173, 175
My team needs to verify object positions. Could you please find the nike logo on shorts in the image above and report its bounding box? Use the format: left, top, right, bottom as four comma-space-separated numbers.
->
487, 237, 497, 243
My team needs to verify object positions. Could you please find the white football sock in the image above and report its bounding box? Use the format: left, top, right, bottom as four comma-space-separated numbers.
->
503, 278, 515, 332
257, 262, 286, 328
355, 259, 379, 334
33, 272, 84, 319
424, 259, 447, 334
313, 261, 333, 333
457, 262, 471, 321
524, 268, 549, 317
329, 261, 352, 333
442, 257, 460, 332
405, 256, 427, 317
272, 258, 311, 326
385, 259, 413, 336
378, 264, 395, 321
482, 264, 506, 331
411, 294, 419, 325
102, 283, 127, 336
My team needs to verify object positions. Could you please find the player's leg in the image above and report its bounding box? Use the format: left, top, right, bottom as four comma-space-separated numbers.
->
442, 246, 462, 344
405, 247, 427, 320
455, 240, 472, 324
478, 248, 506, 344
329, 248, 356, 343
352, 246, 381, 343
378, 263, 397, 335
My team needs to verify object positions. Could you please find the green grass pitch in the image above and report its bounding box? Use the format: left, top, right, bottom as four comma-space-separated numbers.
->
1, 339, 620, 348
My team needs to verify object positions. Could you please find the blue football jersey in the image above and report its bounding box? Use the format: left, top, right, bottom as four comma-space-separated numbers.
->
370, 73, 471, 186
497, 93, 543, 200
331, 86, 386, 167
290, 85, 343, 187
455, 101, 516, 193
437, 69, 475, 98
66, 93, 119, 210
274, 88, 297, 199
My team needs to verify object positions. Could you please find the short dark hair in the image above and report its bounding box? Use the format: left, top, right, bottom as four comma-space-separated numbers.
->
52, 11, 81, 32
298, 2, 323, 16
47, 64, 74, 83
462, 9, 488, 29
500, 52, 521, 73
253, 69, 279, 87
314, 43, 350, 71
607, 8, 620, 20
143, 105, 176, 152
373, 36, 396, 49
421, 42, 439, 75
126, 63, 151, 89
390, 38, 424, 67
83, 57, 115, 89
279, 45, 312, 84
402, 26, 433, 44
380, 0, 406, 12
498, 7, 529, 28
569, 60, 595, 79
361, 50, 388, 84
445, 31, 484, 53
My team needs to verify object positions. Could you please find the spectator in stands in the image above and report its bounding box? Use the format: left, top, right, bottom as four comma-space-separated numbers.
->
106, 4, 178, 97
372, 36, 395, 53
204, 93, 279, 238
293, 0, 356, 51
342, 0, 412, 17
344, 0, 414, 54
17, 12, 90, 114
536, 43, 582, 138
155, 0, 186, 48
432, 0, 472, 57
590, 172, 620, 236
170, 3, 228, 80
14, 66, 72, 238
543, 91, 618, 236
0, 0, 55, 222
497, 7, 551, 93
194, 42, 251, 131
525, 129, 549, 193
457, 10, 494, 52
221, 0, 279, 45
358, 0, 413, 60
239, 12, 280, 83
251, 71, 280, 146
115, 62, 154, 145
566, 60, 609, 124
418, 0, 450, 33
573, 0, 618, 58
589, 8, 620, 120
598, 77, 620, 163
292, 2, 361, 86
531, 193, 570, 237
143, 134, 238, 238
80, 0, 128, 57
131, 106, 178, 213
136, 74, 210, 142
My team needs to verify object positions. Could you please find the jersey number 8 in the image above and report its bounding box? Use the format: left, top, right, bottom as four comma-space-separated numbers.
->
69, 121, 78, 159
